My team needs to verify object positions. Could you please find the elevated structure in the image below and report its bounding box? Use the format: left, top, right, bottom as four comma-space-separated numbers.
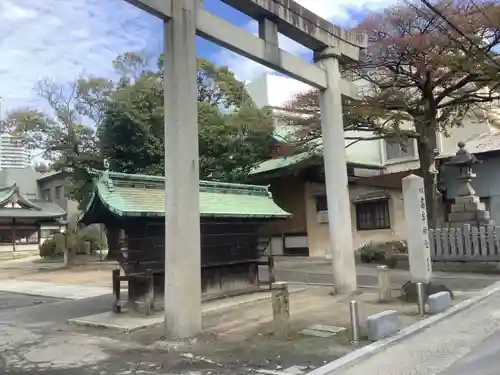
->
123, 0, 367, 337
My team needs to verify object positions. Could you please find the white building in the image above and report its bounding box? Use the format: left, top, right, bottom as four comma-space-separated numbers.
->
0, 134, 31, 169
246, 73, 500, 173
245, 73, 500, 256
246, 73, 383, 167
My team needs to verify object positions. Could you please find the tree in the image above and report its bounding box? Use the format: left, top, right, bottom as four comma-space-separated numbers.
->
101, 55, 273, 181
2, 52, 274, 259
283, 0, 500, 225
34, 162, 50, 173
0, 78, 108, 206
101, 74, 164, 175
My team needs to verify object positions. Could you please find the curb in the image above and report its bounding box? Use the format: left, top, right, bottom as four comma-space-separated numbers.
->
307, 279, 500, 375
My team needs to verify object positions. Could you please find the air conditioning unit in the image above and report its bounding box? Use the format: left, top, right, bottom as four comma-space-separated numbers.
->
317, 211, 329, 223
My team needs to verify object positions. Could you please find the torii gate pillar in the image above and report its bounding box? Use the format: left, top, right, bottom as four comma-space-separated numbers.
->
315, 48, 357, 294
163, 0, 202, 339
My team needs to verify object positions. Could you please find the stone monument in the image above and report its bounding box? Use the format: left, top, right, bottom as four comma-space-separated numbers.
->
401, 174, 452, 302
402, 175, 433, 284
445, 142, 493, 227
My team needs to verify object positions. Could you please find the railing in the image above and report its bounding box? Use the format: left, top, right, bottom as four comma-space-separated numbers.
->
429, 224, 500, 262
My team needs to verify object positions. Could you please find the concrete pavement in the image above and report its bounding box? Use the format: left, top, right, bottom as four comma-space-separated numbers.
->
0, 280, 111, 300
2, 280, 500, 374
0, 292, 63, 312
323, 289, 500, 375
439, 329, 500, 375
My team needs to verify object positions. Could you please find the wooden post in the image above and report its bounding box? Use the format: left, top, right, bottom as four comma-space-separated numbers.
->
12, 218, 16, 253
377, 265, 391, 302
268, 255, 275, 288
112, 269, 121, 313
271, 281, 290, 338
145, 268, 155, 316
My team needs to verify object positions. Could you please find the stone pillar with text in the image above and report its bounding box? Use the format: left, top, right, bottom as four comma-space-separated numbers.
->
401, 174, 452, 301
402, 174, 433, 284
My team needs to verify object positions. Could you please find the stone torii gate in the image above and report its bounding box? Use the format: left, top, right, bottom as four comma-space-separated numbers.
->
124, 0, 367, 338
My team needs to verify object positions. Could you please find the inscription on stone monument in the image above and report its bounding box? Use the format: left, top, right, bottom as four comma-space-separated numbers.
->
403, 175, 433, 283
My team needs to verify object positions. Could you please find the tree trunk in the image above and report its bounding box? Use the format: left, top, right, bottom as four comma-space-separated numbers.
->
416, 122, 439, 228
105, 226, 121, 261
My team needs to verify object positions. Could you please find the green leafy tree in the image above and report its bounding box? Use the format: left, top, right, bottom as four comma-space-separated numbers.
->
101, 54, 273, 181
2, 52, 274, 259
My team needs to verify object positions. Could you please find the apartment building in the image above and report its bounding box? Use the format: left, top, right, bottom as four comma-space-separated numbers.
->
0, 134, 31, 169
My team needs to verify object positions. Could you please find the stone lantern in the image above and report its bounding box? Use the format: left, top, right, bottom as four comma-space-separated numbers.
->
445, 142, 492, 227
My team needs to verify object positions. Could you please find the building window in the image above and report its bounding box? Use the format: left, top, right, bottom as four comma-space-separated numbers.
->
55, 185, 63, 199
355, 200, 391, 230
385, 139, 416, 161
43, 189, 51, 201
315, 195, 328, 212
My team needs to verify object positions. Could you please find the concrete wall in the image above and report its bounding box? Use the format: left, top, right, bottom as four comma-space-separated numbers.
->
260, 174, 308, 236
246, 74, 312, 108
365, 112, 498, 174
37, 176, 80, 221
304, 182, 406, 257
439, 113, 496, 157
441, 156, 500, 224
0, 167, 39, 198
345, 130, 383, 166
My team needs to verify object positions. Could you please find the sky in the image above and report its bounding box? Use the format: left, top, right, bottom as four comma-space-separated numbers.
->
0, 0, 396, 119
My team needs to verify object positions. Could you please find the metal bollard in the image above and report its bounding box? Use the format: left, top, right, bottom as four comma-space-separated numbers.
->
416, 282, 425, 316
349, 300, 360, 344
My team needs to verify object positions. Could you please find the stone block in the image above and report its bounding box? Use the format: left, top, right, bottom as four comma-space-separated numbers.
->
476, 211, 491, 221
450, 203, 466, 213
448, 211, 478, 222
427, 291, 452, 314
367, 310, 399, 341
451, 202, 486, 213
448, 220, 494, 228
454, 196, 480, 205
466, 202, 486, 211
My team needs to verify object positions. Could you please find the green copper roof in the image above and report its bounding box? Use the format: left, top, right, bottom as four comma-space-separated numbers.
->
0, 184, 65, 219
249, 145, 385, 176
249, 151, 314, 175
83, 170, 291, 219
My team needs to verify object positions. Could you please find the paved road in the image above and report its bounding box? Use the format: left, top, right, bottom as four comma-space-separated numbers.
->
0, 291, 62, 312
0, 293, 307, 375
259, 259, 500, 291
330, 287, 500, 375
439, 330, 500, 375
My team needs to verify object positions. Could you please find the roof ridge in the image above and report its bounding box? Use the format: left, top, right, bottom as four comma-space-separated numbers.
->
95, 170, 271, 196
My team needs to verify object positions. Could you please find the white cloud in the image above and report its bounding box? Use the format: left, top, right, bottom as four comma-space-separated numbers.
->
213, 0, 397, 83
0, 0, 162, 118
